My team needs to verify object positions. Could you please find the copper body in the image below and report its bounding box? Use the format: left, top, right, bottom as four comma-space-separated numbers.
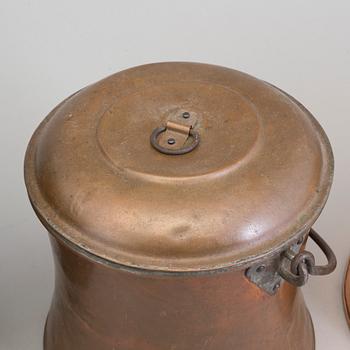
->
45, 235, 314, 350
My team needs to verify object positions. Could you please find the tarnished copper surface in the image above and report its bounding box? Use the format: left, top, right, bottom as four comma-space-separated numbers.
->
24, 62, 334, 272
44, 235, 315, 350
344, 259, 350, 326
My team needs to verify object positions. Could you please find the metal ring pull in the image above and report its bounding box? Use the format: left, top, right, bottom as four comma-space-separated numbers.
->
150, 126, 200, 155
279, 228, 337, 287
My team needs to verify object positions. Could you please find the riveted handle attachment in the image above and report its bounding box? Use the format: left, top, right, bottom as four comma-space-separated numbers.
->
245, 228, 337, 295
279, 228, 337, 287
150, 111, 200, 155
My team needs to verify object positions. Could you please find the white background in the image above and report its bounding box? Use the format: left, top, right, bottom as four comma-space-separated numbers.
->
0, 1, 349, 349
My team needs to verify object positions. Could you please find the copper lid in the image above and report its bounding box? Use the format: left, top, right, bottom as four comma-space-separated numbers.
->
24, 62, 333, 271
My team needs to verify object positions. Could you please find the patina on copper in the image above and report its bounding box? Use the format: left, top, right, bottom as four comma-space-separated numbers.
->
24, 62, 336, 349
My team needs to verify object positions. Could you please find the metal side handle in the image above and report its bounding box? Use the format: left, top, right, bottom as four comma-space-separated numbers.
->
279, 228, 337, 287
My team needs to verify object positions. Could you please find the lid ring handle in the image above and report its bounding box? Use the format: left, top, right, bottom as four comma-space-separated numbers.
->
150, 126, 200, 155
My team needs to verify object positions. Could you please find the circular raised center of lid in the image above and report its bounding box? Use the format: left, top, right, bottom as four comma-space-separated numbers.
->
97, 81, 260, 180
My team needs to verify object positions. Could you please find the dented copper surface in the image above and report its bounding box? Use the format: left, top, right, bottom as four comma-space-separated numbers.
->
24, 62, 333, 272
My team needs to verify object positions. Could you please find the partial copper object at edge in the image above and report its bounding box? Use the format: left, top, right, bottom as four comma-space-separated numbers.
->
344, 260, 350, 326
24, 62, 337, 350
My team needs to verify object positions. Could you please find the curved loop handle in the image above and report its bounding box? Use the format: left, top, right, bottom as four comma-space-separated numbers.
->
306, 228, 337, 275
279, 228, 337, 287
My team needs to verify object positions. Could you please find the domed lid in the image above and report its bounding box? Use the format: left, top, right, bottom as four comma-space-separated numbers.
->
24, 62, 333, 272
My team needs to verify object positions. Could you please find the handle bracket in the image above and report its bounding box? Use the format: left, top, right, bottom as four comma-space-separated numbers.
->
279, 228, 337, 287
246, 228, 337, 294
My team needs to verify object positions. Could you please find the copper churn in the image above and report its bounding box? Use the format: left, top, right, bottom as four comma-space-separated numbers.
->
24, 62, 336, 349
